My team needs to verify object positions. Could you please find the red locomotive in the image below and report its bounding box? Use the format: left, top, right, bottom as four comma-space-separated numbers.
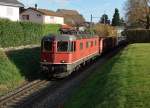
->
40, 30, 124, 78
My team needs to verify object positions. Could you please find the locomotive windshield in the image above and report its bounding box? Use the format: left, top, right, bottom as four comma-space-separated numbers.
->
43, 40, 52, 52
57, 41, 75, 52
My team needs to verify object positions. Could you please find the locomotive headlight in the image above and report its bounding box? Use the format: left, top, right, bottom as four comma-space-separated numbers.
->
43, 59, 47, 62
61, 60, 66, 63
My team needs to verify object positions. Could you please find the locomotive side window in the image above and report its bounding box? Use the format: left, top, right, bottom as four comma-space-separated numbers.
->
91, 41, 93, 47
95, 40, 97, 46
88, 41, 91, 47
43, 40, 52, 52
86, 42, 89, 48
69, 42, 76, 52
57, 41, 75, 52
80, 43, 83, 50
73, 42, 76, 52
57, 41, 68, 52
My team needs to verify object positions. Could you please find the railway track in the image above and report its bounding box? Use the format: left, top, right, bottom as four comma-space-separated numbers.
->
0, 80, 50, 108
0, 46, 126, 108
28, 46, 126, 108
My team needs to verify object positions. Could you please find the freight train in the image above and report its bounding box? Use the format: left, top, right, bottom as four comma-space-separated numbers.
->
40, 29, 126, 78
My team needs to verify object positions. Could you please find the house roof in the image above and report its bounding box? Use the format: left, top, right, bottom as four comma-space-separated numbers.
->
56, 9, 85, 26
28, 8, 63, 17
57, 9, 79, 15
63, 14, 85, 24
0, 0, 24, 7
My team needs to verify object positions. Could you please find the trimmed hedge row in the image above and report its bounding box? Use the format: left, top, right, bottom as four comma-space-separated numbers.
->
0, 19, 60, 47
125, 29, 150, 43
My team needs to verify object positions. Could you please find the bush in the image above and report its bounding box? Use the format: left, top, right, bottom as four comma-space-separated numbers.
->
0, 19, 24, 47
93, 24, 117, 37
125, 29, 150, 43
20, 22, 44, 45
0, 19, 60, 48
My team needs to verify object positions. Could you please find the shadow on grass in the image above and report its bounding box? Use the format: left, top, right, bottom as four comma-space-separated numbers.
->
6, 47, 43, 81
65, 47, 127, 108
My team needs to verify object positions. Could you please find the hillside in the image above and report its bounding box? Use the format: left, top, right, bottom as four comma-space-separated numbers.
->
0, 50, 24, 95
0, 47, 41, 96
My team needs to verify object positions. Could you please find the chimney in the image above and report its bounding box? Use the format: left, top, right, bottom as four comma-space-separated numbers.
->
35, 4, 37, 9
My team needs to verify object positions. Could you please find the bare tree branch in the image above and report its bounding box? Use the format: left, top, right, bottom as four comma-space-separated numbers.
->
125, 0, 150, 29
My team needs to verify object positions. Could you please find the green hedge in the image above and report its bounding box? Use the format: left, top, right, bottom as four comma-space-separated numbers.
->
125, 29, 150, 43
0, 19, 60, 47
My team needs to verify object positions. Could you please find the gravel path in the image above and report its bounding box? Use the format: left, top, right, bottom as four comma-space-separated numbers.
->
0, 45, 40, 52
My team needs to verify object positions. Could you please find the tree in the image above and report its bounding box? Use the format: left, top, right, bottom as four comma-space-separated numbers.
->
125, 0, 150, 29
143, 0, 150, 29
100, 14, 110, 24
112, 8, 121, 26
120, 17, 125, 26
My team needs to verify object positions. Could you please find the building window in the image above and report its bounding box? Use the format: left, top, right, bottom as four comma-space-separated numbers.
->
37, 14, 41, 17
50, 16, 55, 23
7, 7, 13, 16
22, 15, 29, 20
50, 16, 54, 19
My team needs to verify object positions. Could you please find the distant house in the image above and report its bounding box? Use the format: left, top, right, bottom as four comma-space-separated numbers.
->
115, 26, 125, 37
20, 7, 64, 25
56, 9, 85, 26
0, 0, 24, 21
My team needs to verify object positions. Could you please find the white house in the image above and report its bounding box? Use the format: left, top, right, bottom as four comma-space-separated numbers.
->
115, 26, 125, 37
0, 0, 24, 21
21, 8, 64, 25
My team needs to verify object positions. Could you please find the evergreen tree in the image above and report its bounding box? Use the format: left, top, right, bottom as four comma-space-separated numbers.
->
100, 14, 110, 24
112, 8, 121, 26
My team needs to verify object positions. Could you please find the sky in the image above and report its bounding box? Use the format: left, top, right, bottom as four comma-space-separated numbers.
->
19, 0, 126, 22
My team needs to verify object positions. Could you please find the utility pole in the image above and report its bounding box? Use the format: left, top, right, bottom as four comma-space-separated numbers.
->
90, 14, 93, 24
90, 14, 93, 31
104, 11, 106, 25
90, 14, 101, 28
90, 14, 101, 34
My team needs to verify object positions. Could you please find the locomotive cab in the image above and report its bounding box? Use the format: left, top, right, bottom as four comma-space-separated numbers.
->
41, 34, 76, 78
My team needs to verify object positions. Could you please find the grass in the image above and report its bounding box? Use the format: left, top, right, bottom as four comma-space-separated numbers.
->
0, 50, 24, 95
43, 24, 60, 35
0, 47, 41, 96
64, 43, 150, 108
7, 47, 41, 80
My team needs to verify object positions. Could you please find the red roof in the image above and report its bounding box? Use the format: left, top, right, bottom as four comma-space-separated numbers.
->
61, 24, 73, 29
